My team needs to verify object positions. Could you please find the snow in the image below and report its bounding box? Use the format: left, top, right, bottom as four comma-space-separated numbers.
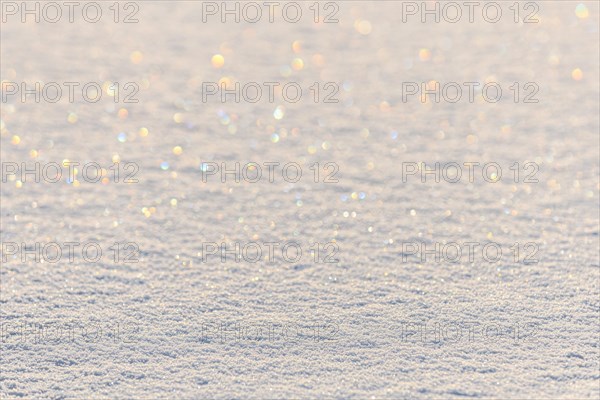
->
1, 1, 599, 398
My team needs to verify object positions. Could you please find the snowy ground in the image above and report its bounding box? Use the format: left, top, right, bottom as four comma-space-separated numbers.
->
1, 1, 599, 398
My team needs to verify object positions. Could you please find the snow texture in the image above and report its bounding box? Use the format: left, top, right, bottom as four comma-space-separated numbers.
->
1, 1, 599, 398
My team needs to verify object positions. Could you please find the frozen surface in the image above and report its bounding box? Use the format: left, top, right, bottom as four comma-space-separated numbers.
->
1, 1, 599, 398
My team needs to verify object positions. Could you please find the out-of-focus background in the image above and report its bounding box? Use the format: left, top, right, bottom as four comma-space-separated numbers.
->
1, 1, 599, 398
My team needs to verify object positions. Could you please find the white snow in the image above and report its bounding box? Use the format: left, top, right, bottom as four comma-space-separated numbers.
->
1, 1, 599, 398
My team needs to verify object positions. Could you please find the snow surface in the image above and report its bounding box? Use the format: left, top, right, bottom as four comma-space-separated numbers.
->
1, 1, 599, 398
